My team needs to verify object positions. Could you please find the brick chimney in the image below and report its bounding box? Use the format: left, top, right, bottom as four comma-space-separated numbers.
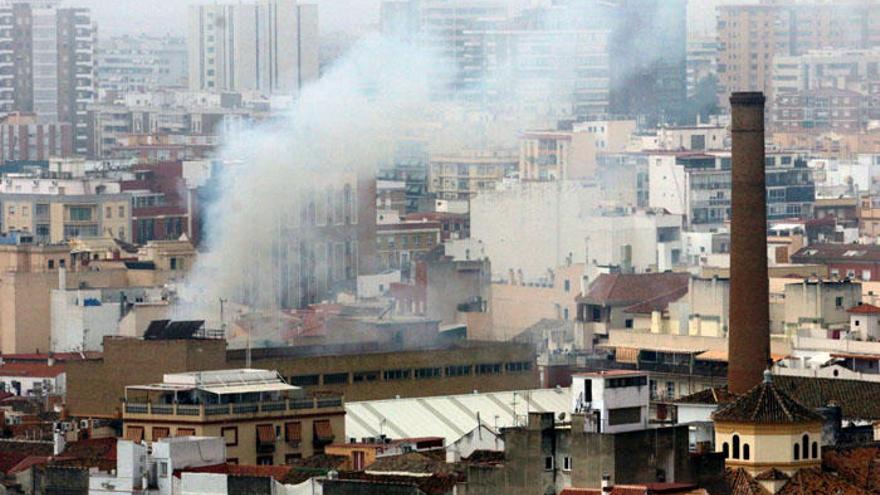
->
728, 92, 771, 394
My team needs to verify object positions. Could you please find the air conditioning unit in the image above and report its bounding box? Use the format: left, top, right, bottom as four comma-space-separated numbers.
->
80, 419, 90, 430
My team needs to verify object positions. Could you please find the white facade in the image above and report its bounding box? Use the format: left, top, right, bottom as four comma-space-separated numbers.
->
188, 1, 319, 95
444, 238, 486, 262
0, 368, 64, 397
810, 158, 873, 196
571, 372, 650, 434
470, 180, 601, 281
89, 437, 226, 495
584, 209, 683, 277
648, 154, 688, 216
50, 287, 167, 352
357, 271, 401, 299
850, 310, 880, 341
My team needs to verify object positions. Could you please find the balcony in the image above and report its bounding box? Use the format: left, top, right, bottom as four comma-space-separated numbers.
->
122, 395, 343, 422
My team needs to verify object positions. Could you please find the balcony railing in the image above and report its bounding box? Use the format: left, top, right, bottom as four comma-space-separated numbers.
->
123, 396, 343, 418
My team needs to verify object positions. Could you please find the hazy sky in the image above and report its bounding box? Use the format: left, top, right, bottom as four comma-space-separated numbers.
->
66, 0, 737, 39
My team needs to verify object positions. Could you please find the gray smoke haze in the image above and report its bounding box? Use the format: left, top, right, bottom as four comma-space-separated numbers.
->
176, 35, 449, 323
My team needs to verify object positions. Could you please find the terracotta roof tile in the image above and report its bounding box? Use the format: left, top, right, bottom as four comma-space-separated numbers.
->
776, 468, 869, 495
712, 376, 823, 425
176, 463, 293, 482
848, 303, 880, 314
754, 468, 789, 481
579, 272, 690, 307
823, 446, 880, 492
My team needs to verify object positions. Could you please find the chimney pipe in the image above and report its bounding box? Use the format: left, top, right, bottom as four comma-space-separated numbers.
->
728, 92, 770, 395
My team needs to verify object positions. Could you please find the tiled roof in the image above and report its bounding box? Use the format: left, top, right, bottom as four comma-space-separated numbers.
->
0, 440, 52, 456
774, 375, 880, 421
776, 468, 868, 495
7, 455, 50, 474
578, 272, 690, 307
0, 452, 30, 474
623, 286, 689, 314
703, 468, 770, 495
335, 471, 461, 495
712, 375, 823, 424
0, 362, 65, 378
61, 437, 117, 462
176, 463, 293, 482
283, 454, 347, 484
754, 468, 789, 481
823, 446, 880, 492
366, 452, 460, 475
791, 243, 880, 263
848, 303, 880, 314
559, 484, 698, 495
679, 376, 880, 421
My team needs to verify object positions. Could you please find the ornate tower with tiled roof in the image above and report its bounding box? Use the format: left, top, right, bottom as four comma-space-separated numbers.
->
712, 371, 824, 475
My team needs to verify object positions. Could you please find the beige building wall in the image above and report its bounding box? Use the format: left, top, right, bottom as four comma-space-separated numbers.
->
100, 200, 131, 241
715, 422, 822, 475
488, 264, 583, 340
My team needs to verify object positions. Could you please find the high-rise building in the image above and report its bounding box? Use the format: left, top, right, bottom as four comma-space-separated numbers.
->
717, 0, 880, 108
0, 0, 95, 156
187, 0, 319, 95
97, 34, 188, 95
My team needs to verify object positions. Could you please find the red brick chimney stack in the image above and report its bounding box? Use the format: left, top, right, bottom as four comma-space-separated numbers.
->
728, 92, 771, 395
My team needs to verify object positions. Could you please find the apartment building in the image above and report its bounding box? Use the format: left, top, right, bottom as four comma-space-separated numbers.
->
376, 219, 441, 275
519, 130, 596, 181
0, 112, 74, 164
97, 35, 187, 95
0, 1, 95, 155
648, 151, 815, 229
717, 1, 880, 106
0, 177, 132, 243
687, 36, 719, 99
427, 149, 517, 200
187, 1, 319, 94
123, 369, 344, 465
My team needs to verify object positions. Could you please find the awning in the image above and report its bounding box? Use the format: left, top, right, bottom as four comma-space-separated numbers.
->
313, 420, 334, 442
176, 428, 196, 437
201, 383, 297, 395
697, 350, 788, 363
152, 427, 170, 441
615, 347, 639, 364
257, 424, 276, 445
125, 426, 144, 442
286, 422, 302, 443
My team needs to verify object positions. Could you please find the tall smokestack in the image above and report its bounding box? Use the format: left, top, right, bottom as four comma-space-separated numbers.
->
728, 92, 770, 395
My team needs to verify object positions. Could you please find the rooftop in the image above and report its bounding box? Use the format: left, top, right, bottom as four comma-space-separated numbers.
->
345, 388, 569, 444
847, 303, 880, 315
579, 272, 690, 307
712, 373, 824, 425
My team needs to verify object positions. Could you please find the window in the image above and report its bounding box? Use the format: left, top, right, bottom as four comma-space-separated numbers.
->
836, 297, 844, 308
415, 367, 441, 379
743, 443, 750, 460
68, 206, 92, 221
35, 204, 48, 216
47, 260, 54, 269
118, 206, 125, 217
353, 450, 367, 470
732, 435, 740, 459
445, 365, 471, 377
383, 369, 410, 380
544, 456, 554, 471
802, 434, 810, 459
125, 426, 144, 442
476, 363, 501, 375
562, 456, 571, 471
812, 441, 818, 459
794, 443, 800, 460
159, 461, 168, 478
353, 371, 379, 382
608, 407, 641, 426
323, 373, 349, 385
7, 206, 13, 215
291, 374, 319, 386
105, 206, 112, 219
257, 456, 274, 465
606, 376, 648, 388
666, 381, 675, 399
221, 426, 238, 446
505, 362, 532, 372
722, 442, 729, 459
564, 280, 570, 292
625, 319, 633, 329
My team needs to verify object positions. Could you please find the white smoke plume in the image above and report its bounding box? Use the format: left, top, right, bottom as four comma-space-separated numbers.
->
177, 35, 448, 322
